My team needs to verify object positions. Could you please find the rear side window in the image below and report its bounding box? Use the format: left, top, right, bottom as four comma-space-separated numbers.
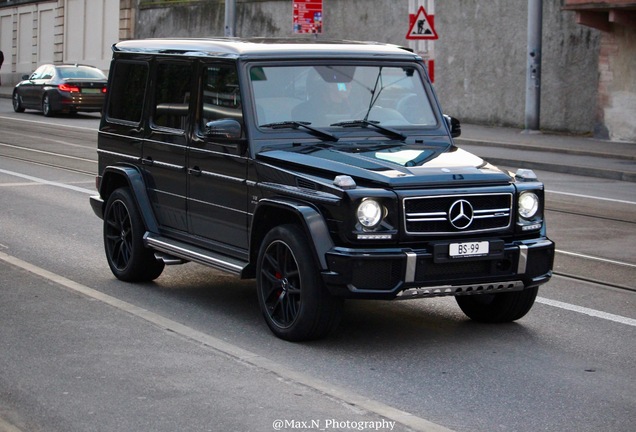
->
152, 62, 192, 130
107, 61, 148, 123
200, 64, 242, 129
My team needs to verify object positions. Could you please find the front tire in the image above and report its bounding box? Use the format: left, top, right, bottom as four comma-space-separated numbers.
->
103, 188, 164, 282
455, 286, 539, 323
257, 224, 343, 341
12, 91, 25, 113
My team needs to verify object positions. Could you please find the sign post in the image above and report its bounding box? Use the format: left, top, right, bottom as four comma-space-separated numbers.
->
406, 1, 437, 83
293, 0, 323, 34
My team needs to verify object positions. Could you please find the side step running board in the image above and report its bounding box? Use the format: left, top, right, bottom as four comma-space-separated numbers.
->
143, 232, 247, 276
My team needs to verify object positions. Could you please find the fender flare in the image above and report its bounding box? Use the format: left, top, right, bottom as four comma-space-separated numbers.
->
98, 165, 159, 233
251, 198, 334, 271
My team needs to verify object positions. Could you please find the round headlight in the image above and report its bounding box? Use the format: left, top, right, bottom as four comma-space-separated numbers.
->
357, 199, 383, 228
518, 192, 539, 219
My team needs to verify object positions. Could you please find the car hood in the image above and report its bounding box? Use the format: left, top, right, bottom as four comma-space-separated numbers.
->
256, 142, 513, 188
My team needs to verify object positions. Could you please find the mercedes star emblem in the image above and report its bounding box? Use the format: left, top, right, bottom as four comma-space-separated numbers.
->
448, 199, 474, 229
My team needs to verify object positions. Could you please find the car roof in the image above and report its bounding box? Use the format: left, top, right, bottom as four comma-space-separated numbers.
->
112, 38, 421, 61
35, 64, 99, 68
56, 64, 102, 69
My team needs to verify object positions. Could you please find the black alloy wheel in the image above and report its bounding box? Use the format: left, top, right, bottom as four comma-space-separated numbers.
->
257, 224, 343, 341
42, 94, 54, 117
103, 188, 164, 282
12, 91, 25, 113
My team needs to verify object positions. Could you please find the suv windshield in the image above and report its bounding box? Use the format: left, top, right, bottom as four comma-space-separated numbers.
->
250, 64, 437, 129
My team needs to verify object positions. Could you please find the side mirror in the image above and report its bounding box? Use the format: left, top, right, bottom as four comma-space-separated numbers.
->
444, 114, 461, 138
204, 119, 242, 140
22, 74, 31, 80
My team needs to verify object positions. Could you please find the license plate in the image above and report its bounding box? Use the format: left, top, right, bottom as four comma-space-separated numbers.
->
82, 88, 101, 94
449, 241, 489, 258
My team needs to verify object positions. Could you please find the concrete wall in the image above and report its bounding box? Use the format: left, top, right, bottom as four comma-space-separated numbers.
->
136, 0, 409, 42
599, 25, 636, 142
434, 0, 601, 134
136, 0, 602, 136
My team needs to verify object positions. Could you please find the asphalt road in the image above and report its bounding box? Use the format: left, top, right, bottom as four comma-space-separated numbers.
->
0, 102, 634, 432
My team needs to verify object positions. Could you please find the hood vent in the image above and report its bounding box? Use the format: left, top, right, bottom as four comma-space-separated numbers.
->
296, 178, 318, 190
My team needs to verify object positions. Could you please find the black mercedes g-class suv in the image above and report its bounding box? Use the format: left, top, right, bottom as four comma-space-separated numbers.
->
90, 38, 554, 341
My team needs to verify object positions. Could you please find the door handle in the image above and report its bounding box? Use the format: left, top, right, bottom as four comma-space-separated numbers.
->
141, 157, 154, 166
188, 167, 202, 176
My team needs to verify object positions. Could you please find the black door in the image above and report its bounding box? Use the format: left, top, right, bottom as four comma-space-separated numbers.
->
21, 65, 49, 107
142, 60, 193, 232
187, 63, 249, 255
99, 60, 148, 182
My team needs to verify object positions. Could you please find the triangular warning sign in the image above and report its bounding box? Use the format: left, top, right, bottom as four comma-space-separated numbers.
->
406, 6, 438, 40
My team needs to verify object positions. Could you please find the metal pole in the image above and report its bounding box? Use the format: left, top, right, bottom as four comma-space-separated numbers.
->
524, 0, 542, 132
224, 0, 236, 37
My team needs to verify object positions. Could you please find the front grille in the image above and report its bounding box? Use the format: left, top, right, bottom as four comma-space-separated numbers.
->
404, 193, 512, 235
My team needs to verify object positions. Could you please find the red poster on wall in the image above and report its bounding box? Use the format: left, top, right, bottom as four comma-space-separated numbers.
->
293, 0, 323, 34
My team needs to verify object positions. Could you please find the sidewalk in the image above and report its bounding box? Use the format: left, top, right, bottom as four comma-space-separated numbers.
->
456, 123, 636, 183
2, 85, 634, 182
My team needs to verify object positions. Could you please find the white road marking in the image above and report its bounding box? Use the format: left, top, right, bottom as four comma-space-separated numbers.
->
556, 249, 636, 269
0, 168, 95, 194
0, 143, 96, 163
0, 114, 98, 132
547, 190, 636, 206
536, 297, 636, 327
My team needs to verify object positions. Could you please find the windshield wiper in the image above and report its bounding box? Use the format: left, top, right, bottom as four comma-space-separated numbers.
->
330, 120, 407, 141
260, 121, 339, 142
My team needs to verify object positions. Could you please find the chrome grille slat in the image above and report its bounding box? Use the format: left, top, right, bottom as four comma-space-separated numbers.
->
403, 192, 513, 235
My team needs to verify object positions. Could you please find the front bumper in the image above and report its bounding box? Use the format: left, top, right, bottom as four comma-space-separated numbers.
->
323, 238, 554, 299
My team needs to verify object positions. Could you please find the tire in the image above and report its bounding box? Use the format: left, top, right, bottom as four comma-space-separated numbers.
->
256, 224, 343, 341
42, 94, 54, 117
103, 188, 164, 282
455, 286, 539, 323
12, 91, 25, 113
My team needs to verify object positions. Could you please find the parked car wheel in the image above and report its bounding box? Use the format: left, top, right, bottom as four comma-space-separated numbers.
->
455, 286, 538, 323
12, 91, 25, 113
42, 93, 56, 117
103, 188, 164, 282
257, 224, 343, 341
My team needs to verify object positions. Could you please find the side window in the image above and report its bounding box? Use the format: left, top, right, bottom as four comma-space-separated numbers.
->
200, 64, 242, 130
152, 62, 192, 130
30, 65, 46, 80
106, 61, 148, 123
41, 66, 54, 80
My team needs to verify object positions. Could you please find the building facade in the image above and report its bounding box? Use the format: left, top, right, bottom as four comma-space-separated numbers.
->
0, 0, 132, 82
